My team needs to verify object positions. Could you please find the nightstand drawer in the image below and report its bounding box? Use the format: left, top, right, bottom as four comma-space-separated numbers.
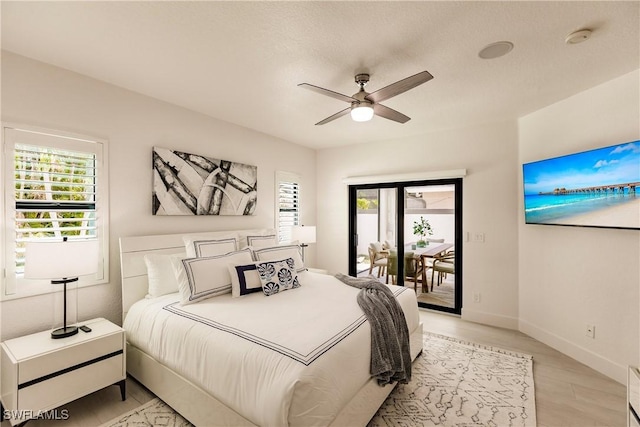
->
18, 333, 122, 384
19, 353, 123, 412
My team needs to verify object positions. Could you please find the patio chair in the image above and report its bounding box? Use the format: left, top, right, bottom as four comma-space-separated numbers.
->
426, 237, 445, 243
386, 250, 424, 292
430, 252, 455, 291
367, 244, 388, 277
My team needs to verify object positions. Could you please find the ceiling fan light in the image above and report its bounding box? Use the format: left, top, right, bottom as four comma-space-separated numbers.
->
351, 104, 374, 122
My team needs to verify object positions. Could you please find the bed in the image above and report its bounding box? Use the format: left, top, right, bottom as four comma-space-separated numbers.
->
120, 228, 423, 426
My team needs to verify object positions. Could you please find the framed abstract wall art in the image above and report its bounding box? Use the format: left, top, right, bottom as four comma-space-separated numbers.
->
152, 147, 257, 216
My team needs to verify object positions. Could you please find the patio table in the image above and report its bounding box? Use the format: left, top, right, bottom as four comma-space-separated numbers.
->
411, 243, 454, 292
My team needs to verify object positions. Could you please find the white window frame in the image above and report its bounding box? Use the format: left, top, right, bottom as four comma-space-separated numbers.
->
2, 124, 109, 300
275, 171, 301, 243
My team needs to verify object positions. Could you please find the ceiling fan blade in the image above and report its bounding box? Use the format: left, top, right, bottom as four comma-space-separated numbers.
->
365, 71, 433, 104
315, 107, 351, 125
373, 104, 411, 124
298, 83, 356, 103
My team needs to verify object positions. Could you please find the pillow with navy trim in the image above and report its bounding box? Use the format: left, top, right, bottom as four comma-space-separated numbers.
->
144, 253, 184, 298
238, 229, 276, 249
256, 257, 300, 296
246, 234, 277, 248
253, 244, 305, 273
173, 248, 253, 305
228, 263, 263, 297
183, 234, 238, 258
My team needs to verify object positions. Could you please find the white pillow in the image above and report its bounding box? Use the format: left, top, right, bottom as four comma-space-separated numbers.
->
247, 234, 277, 248
228, 262, 263, 297
183, 235, 238, 258
238, 228, 276, 249
144, 253, 184, 298
253, 244, 305, 273
173, 248, 253, 305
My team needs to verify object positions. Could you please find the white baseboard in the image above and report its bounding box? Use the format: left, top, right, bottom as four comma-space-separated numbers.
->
519, 319, 627, 384
437, 308, 626, 384
461, 308, 519, 330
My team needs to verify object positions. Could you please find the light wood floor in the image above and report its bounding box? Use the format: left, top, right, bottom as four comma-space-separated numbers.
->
1, 309, 626, 426
420, 309, 626, 427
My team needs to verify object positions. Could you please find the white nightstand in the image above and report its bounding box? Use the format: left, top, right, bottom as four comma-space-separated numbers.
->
0, 318, 125, 426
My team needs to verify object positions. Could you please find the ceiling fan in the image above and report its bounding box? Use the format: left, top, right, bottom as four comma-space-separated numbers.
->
298, 71, 433, 125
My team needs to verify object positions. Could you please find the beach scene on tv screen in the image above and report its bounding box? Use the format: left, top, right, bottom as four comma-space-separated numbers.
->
523, 140, 640, 229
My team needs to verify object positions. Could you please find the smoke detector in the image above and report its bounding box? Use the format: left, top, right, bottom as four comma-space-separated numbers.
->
565, 29, 592, 44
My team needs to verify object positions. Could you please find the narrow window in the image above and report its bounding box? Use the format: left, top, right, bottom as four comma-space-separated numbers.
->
275, 172, 300, 243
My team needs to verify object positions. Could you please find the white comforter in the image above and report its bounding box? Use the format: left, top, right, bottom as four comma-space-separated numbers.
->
124, 271, 420, 426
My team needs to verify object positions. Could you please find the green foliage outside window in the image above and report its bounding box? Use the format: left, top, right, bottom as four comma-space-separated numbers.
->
15, 145, 96, 239
357, 198, 378, 211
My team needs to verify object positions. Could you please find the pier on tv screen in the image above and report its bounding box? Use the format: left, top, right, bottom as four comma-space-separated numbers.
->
522, 140, 640, 230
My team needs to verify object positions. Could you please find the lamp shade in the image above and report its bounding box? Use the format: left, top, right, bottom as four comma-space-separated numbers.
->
24, 240, 98, 280
350, 104, 374, 122
290, 225, 316, 244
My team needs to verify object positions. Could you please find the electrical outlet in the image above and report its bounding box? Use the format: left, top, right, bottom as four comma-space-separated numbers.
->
586, 324, 595, 338
473, 292, 481, 303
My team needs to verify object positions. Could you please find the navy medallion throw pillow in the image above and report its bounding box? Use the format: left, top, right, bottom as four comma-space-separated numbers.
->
256, 257, 300, 296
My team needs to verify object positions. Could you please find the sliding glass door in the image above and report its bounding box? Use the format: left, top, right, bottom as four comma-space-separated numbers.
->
349, 179, 462, 314
351, 186, 397, 281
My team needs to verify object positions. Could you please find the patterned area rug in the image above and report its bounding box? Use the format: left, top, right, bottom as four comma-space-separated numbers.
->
368, 332, 536, 426
99, 398, 191, 427
102, 333, 535, 427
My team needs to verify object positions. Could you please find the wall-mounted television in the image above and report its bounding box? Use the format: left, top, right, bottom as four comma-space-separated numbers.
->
523, 140, 640, 230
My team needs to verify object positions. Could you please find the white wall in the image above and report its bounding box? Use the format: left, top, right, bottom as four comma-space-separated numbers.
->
518, 69, 640, 383
0, 52, 317, 340
316, 120, 521, 329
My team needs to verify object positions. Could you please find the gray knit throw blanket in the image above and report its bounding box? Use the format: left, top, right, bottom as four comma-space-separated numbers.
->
334, 273, 411, 386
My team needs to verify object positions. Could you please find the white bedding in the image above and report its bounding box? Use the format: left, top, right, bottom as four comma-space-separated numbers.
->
124, 271, 420, 426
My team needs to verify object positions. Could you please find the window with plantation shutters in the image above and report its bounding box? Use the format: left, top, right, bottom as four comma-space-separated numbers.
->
3, 125, 109, 298
276, 172, 301, 243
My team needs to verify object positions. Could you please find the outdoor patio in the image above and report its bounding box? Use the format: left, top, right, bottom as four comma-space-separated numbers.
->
357, 262, 454, 309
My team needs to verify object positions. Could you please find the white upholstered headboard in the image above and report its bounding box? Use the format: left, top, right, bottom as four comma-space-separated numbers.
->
119, 228, 273, 322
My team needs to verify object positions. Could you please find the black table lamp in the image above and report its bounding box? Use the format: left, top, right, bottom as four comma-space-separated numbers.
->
24, 237, 98, 339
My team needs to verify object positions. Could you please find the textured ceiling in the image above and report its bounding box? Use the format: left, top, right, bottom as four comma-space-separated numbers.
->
2, 1, 639, 149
